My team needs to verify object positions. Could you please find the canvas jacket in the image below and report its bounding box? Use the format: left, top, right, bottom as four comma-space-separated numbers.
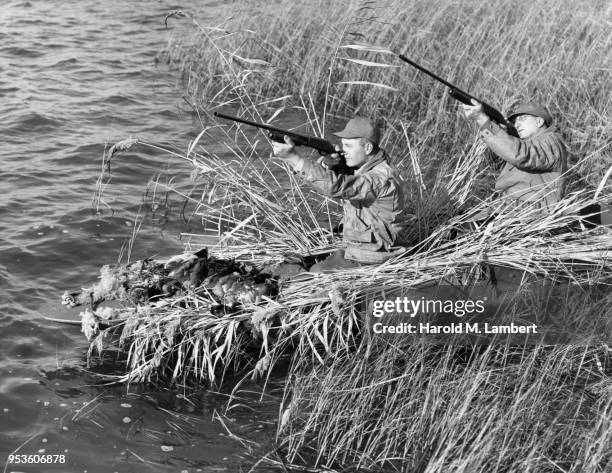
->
299, 150, 406, 263
479, 121, 567, 208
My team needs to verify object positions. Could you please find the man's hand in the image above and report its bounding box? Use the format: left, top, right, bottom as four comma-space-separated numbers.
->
321, 144, 343, 170
272, 135, 303, 170
272, 135, 296, 157
462, 99, 489, 126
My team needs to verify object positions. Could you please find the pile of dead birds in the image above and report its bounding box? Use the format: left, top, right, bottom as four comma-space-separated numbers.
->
61, 248, 279, 345
63, 248, 277, 310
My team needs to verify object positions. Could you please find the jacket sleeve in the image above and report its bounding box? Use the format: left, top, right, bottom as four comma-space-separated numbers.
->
299, 157, 380, 203
479, 120, 566, 172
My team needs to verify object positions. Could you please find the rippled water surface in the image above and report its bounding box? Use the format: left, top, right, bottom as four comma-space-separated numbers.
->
1, 2, 277, 471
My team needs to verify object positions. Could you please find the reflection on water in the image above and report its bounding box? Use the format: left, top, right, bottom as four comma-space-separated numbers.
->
0, 1, 278, 471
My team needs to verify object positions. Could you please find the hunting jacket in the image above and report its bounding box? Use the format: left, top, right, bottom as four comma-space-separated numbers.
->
479, 121, 567, 208
299, 150, 406, 263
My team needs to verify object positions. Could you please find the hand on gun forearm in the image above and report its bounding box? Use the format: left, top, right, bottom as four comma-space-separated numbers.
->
462, 99, 489, 126
272, 135, 303, 170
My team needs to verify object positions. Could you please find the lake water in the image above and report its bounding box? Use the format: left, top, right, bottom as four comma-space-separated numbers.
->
1, 1, 279, 472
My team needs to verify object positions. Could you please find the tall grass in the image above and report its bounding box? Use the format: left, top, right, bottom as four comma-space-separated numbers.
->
280, 344, 612, 472
85, 1, 612, 471
160, 0, 611, 187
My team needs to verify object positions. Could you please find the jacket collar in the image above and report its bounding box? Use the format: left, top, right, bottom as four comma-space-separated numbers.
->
355, 149, 387, 175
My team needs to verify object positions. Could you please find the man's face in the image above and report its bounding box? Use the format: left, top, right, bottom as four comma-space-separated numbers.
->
341, 138, 369, 168
513, 114, 544, 139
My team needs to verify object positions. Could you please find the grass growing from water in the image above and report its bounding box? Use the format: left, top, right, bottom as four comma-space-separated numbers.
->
88, 0, 612, 471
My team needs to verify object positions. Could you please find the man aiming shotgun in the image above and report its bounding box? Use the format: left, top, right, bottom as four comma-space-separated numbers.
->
214, 111, 409, 277
399, 54, 567, 213
462, 100, 567, 212
272, 116, 409, 273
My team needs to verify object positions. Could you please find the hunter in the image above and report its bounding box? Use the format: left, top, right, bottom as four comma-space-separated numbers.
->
462, 100, 568, 211
272, 116, 407, 273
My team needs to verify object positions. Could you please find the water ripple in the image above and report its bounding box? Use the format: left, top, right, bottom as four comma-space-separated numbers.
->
47, 57, 79, 68
0, 46, 45, 57
6, 111, 64, 133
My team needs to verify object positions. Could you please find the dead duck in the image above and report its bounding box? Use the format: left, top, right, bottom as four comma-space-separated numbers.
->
61, 258, 169, 308
164, 247, 208, 288
201, 266, 278, 309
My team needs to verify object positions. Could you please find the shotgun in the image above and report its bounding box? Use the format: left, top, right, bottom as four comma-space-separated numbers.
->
213, 111, 350, 172
398, 54, 518, 137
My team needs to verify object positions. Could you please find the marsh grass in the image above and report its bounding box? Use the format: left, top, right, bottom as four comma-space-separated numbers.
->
160, 0, 611, 187
86, 0, 612, 470
279, 344, 612, 472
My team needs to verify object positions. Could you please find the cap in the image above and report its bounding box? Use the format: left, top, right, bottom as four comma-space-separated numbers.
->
332, 116, 381, 145
507, 102, 553, 126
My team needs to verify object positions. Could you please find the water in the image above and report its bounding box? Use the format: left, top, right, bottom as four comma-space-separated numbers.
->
0, 2, 278, 471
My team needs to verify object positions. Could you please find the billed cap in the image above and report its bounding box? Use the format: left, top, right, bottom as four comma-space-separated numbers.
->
507, 102, 553, 126
332, 116, 381, 145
